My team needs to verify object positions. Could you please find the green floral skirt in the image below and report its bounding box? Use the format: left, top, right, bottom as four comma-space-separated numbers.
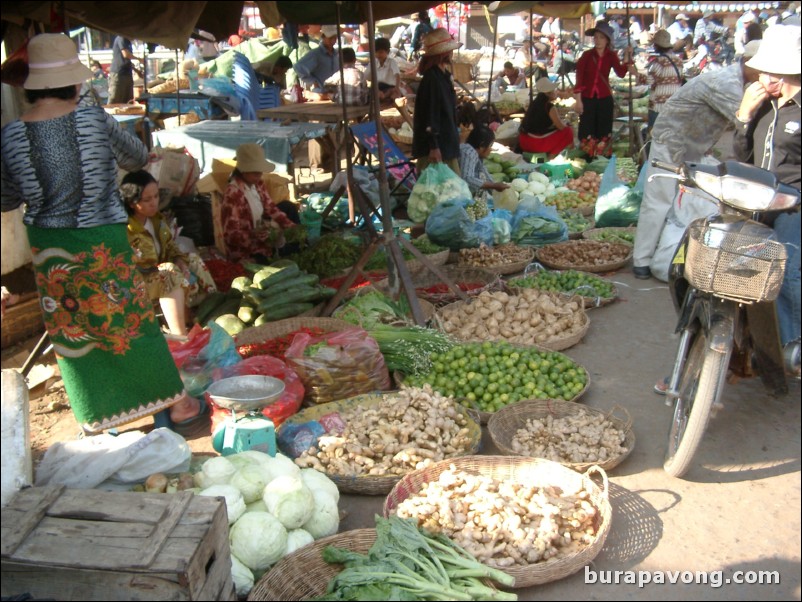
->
27, 224, 185, 433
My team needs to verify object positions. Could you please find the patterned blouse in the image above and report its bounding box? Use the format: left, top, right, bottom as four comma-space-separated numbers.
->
221, 175, 295, 261
1, 106, 147, 228
127, 213, 188, 271
459, 143, 493, 194
640, 52, 683, 113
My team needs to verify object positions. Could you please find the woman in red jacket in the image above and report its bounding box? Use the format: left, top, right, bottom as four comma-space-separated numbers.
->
573, 22, 636, 157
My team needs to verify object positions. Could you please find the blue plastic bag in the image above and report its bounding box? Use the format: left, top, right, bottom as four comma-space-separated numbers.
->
595, 155, 644, 227
408, 163, 473, 223
511, 203, 568, 246
425, 199, 478, 250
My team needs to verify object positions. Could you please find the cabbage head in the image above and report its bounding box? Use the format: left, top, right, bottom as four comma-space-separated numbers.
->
301, 490, 339, 539
193, 455, 236, 489
230, 555, 254, 597
199, 484, 246, 525
263, 453, 301, 482
231, 464, 271, 504
229, 512, 288, 571
300, 468, 340, 503
263, 475, 315, 529
285, 528, 315, 555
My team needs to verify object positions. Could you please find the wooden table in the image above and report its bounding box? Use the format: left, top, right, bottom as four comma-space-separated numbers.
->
256, 101, 370, 124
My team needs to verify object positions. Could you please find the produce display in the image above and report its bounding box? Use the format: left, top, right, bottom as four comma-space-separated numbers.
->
616, 157, 640, 185
203, 259, 248, 293
508, 270, 616, 303
203, 260, 337, 333
333, 290, 416, 328
542, 190, 595, 212
292, 234, 364, 279
583, 228, 636, 246
484, 152, 524, 184
558, 210, 593, 237
458, 243, 533, 269
367, 324, 455, 375
394, 466, 599, 568
293, 386, 477, 476
492, 171, 554, 213
437, 290, 587, 348
404, 341, 588, 413
565, 171, 601, 196
537, 240, 632, 272
318, 516, 517, 601
365, 236, 448, 271
510, 412, 628, 464
236, 326, 326, 360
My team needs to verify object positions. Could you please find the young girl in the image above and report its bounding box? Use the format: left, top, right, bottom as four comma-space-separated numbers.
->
459, 125, 511, 195
121, 170, 216, 336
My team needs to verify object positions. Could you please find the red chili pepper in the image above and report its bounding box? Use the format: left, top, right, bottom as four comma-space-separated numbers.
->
204, 259, 247, 292
237, 327, 326, 360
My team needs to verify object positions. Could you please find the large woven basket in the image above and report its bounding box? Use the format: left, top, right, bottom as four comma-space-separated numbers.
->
457, 245, 535, 276
506, 272, 619, 309
373, 265, 503, 307
487, 399, 636, 472
277, 392, 482, 495
582, 227, 636, 246
332, 286, 437, 326
383, 456, 612, 588
368, 249, 450, 275
537, 240, 632, 273
434, 294, 590, 351
248, 529, 376, 601
235, 317, 352, 347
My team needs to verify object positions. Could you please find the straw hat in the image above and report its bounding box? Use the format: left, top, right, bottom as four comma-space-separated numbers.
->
235, 143, 275, 173
653, 29, 672, 50
746, 24, 801, 74
320, 25, 340, 38
586, 22, 615, 43
675, 13, 689, 21
24, 33, 93, 90
423, 28, 462, 55
535, 77, 557, 93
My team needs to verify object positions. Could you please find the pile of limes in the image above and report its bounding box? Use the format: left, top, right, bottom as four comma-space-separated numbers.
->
508, 270, 616, 300
404, 341, 588, 414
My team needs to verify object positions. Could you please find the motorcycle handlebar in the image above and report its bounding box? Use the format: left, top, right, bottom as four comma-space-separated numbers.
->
651, 160, 683, 174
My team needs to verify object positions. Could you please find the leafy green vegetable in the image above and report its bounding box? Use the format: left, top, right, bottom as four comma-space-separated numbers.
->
313, 515, 517, 601
333, 291, 411, 329
367, 325, 455, 375
292, 234, 364, 279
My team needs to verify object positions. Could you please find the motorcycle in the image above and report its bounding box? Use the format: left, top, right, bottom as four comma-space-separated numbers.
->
650, 159, 801, 478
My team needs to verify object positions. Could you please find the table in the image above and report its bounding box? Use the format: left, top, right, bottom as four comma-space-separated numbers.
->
140, 91, 226, 120
256, 101, 370, 123
112, 114, 148, 145
151, 120, 329, 175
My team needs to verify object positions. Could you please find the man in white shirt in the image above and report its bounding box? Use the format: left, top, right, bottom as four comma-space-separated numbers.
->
541, 16, 561, 38
629, 16, 643, 39
667, 14, 692, 45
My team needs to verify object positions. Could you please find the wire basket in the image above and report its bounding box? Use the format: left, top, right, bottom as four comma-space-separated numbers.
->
684, 222, 787, 302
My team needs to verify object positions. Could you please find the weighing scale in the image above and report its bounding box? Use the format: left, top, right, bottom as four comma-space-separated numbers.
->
206, 375, 285, 457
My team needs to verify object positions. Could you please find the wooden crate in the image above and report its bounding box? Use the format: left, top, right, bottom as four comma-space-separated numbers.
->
1, 486, 236, 601
1, 293, 44, 349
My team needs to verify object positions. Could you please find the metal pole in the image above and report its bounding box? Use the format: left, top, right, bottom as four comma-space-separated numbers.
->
529, 7, 534, 104
626, 1, 635, 158
175, 48, 181, 119
334, 3, 356, 222
486, 13, 498, 106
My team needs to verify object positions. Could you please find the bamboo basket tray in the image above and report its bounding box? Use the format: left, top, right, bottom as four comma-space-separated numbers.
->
235, 317, 352, 347
248, 529, 376, 600
277, 392, 482, 495
582, 227, 636, 246
487, 399, 636, 472
506, 272, 619, 310
434, 294, 590, 352
537, 240, 632, 273
373, 265, 503, 307
457, 252, 535, 276
383, 456, 612, 588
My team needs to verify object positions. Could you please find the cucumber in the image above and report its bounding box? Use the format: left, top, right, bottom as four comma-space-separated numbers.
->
194, 292, 228, 325
242, 286, 266, 304
314, 285, 337, 299
238, 305, 257, 324
254, 264, 300, 289
203, 297, 241, 325
243, 262, 271, 273
261, 302, 315, 321
230, 276, 253, 292
261, 272, 319, 295
257, 287, 321, 313
269, 259, 298, 269
253, 313, 270, 326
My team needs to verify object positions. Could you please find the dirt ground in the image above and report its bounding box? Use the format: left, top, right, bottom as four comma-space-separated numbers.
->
2, 265, 800, 601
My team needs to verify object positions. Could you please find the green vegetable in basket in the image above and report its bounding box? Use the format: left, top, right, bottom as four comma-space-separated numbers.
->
509, 270, 616, 300
333, 290, 411, 329
313, 515, 517, 601
367, 325, 455, 375
292, 234, 364, 279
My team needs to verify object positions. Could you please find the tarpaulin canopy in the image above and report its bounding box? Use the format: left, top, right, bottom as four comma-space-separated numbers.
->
481, 2, 595, 18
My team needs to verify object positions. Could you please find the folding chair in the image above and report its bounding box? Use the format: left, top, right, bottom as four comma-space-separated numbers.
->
231, 53, 280, 121
350, 121, 417, 203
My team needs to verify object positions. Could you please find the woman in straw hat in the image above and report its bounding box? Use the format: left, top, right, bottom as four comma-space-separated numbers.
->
733, 24, 801, 356
221, 143, 298, 262
518, 77, 574, 158
573, 22, 636, 158
0, 33, 203, 435
634, 29, 684, 134
412, 28, 462, 175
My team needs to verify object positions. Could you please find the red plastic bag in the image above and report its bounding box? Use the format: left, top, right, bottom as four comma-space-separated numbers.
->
206, 356, 305, 428
285, 327, 391, 405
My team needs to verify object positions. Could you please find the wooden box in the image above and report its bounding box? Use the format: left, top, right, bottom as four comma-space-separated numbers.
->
1, 486, 237, 601
1, 292, 44, 349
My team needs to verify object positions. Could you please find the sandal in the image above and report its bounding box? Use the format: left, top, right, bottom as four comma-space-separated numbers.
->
171, 397, 210, 439
654, 377, 670, 395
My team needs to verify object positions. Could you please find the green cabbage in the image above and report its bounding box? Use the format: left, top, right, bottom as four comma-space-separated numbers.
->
263, 475, 314, 529
229, 512, 288, 571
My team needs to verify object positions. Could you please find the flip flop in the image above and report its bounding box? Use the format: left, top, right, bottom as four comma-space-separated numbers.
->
171, 397, 210, 439
654, 377, 670, 395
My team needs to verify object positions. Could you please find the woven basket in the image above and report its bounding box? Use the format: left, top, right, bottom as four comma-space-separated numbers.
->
278, 392, 482, 495
367, 249, 450, 275
235, 317, 352, 347
458, 256, 535, 276
375, 265, 503, 307
434, 294, 590, 352
507, 272, 618, 310
248, 529, 376, 600
487, 399, 636, 472
332, 285, 437, 326
537, 240, 632, 273
383, 456, 612, 588
582, 227, 636, 246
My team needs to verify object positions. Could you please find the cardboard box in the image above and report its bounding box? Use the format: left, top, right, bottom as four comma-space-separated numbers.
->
1, 486, 236, 601
197, 159, 292, 256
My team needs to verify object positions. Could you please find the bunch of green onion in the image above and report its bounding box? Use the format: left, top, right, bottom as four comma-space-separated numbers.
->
367, 325, 455, 376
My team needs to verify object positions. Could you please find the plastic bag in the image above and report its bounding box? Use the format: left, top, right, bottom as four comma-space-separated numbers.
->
511, 204, 568, 246
407, 163, 473, 223
594, 155, 645, 227
206, 355, 305, 428
425, 199, 481, 250
171, 323, 242, 397
492, 208, 513, 245
285, 328, 391, 405
474, 213, 495, 247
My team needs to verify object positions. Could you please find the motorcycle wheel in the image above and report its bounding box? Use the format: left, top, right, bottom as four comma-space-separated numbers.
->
663, 328, 732, 478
